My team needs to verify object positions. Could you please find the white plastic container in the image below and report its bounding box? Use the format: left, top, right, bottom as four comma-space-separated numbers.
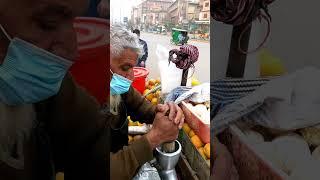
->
158, 61, 183, 94
156, 44, 183, 94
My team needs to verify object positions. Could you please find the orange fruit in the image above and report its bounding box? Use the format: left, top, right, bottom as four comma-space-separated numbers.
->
56, 172, 64, 180
155, 90, 161, 98
137, 122, 144, 126
133, 135, 142, 141
143, 89, 149, 96
151, 98, 158, 105
145, 81, 149, 87
147, 85, 153, 90
204, 143, 210, 159
149, 79, 156, 86
155, 78, 161, 84
198, 147, 207, 160
189, 130, 196, 138
191, 135, 204, 148
128, 135, 133, 143
128, 120, 135, 126
182, 123, 191, 134
146, 94, 154, 101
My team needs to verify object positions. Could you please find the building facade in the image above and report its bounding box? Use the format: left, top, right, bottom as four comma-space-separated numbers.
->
134, 0, 174, 27
168, 0, 179, 24
168, 0, 200, 24
199, 0, 210, 21
131, 0, 209, 34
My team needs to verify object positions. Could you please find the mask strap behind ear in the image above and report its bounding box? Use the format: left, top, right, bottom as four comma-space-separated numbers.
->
0, 24, 12, 41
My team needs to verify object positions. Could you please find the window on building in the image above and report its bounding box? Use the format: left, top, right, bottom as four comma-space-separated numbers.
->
203, 13, 207, 18
205, 2, 209, 7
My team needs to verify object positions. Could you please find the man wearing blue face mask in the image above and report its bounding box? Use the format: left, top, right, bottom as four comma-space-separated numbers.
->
0, 0, 109, 179
109, 25, 185, 180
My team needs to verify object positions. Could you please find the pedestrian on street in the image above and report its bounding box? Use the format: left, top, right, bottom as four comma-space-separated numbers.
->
133, 29, 148, 68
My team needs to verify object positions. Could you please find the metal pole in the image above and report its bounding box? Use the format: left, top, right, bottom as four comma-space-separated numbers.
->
226, 24, 252, 78
181, 69, 189, 86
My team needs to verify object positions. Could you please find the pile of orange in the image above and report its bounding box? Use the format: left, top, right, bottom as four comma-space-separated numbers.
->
128, 116, 145, 127
183, 123, 210, 163
128, 134, 142, 144
143, 78, 161, 105
128, 116, 145, 144
56, 172, 64, 180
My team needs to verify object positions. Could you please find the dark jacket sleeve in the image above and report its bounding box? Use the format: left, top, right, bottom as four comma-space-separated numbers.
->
123, 86, 156, 124
110, 135, 153, 180
38, 74, 109, 179
105, 104, 154, 180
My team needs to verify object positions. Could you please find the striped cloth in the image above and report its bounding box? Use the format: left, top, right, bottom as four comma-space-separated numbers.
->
211, 78, 270, 117
211, 78, 272, 135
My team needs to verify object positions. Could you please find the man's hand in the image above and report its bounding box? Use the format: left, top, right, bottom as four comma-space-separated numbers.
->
146, 110, 179, 149
156, 102, 185, 129
97, 0, 108, 17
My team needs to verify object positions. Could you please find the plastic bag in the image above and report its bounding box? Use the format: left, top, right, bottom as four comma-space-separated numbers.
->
164, 83, 210, 104
164, 86, 192, 103
132, 162, 161, 180
212, 67, 320, 135
174, 83, 210, 104
128, 125, 152, 135
156, 44, 183, 94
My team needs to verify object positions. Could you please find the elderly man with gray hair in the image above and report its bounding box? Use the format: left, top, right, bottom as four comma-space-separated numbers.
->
109, 25, 185, 179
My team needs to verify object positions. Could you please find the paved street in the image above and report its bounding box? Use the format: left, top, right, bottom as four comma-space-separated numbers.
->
140, 32, 210, 83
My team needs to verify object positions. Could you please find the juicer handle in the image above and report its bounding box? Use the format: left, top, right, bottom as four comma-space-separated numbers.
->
162, 110, 176, 153
162, 141, 176, 153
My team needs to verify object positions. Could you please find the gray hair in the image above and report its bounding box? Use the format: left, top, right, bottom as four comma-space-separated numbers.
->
110, 24, 142, 59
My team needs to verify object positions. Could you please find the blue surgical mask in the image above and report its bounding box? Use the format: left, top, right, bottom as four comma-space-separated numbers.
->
110, 70, 132, 95
0, 24, 73, 105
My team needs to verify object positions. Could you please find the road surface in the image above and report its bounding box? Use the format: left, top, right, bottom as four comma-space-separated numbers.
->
140, 32, 210, 83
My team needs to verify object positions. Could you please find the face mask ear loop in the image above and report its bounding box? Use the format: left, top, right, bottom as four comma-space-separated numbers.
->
0, 24, 12, 41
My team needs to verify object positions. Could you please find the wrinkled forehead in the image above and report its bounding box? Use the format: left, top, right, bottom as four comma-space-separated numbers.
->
36, 0, 89, 16
1, 0, 89, 17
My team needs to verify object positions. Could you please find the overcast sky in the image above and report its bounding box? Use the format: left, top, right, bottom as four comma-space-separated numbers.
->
110, 0, 142, 22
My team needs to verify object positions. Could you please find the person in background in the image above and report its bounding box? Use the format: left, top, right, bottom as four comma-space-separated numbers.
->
132, 29, 148, 68
86, 0, 109, 18
110, 25, 185, 179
